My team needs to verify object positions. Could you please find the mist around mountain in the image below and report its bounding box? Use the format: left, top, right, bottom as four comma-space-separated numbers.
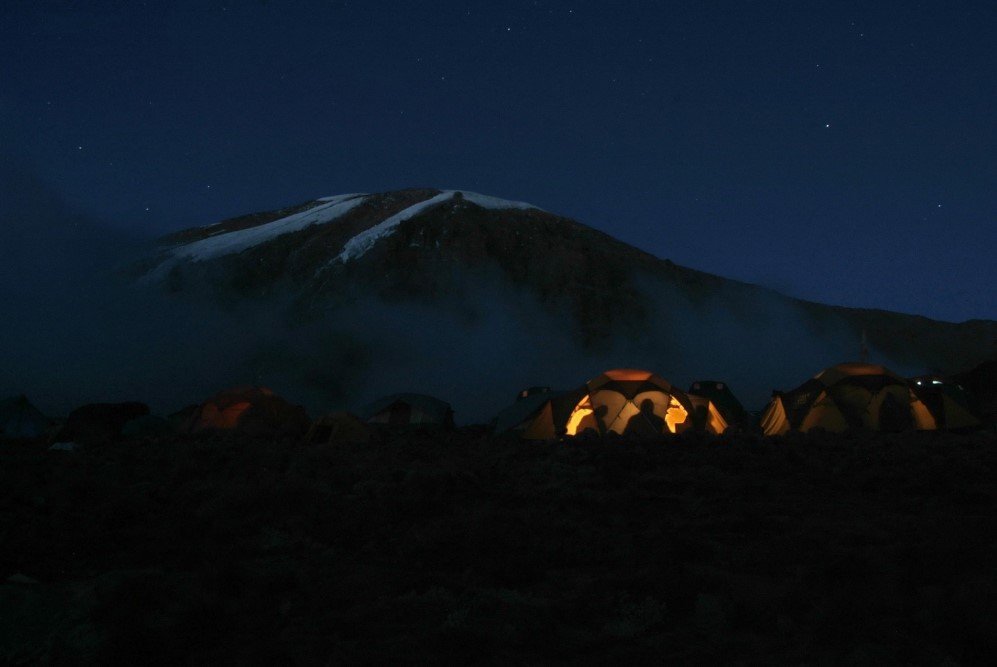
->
2, 184, 993, 422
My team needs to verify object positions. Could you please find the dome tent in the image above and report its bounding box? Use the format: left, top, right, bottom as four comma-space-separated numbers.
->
760, 363, 935, 435
183, 386, 310, 437
521, 369, 728, 440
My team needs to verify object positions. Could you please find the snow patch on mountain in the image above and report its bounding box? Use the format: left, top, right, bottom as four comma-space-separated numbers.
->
335, 190, 539, 263
458, 190, 540, 212
317, 193, 367, 203
335, 191, 454, 263
170, 194, 366, 263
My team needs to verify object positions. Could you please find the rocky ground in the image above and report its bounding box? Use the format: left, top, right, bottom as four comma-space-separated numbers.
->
2, 429, 996, 665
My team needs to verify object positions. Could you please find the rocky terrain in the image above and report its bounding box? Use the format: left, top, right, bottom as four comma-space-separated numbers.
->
3, 429, 996, 664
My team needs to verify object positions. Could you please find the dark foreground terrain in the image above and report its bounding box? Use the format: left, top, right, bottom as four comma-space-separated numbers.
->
2, 430, 996, 665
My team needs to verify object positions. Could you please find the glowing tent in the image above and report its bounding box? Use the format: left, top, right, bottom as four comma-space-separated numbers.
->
520, 369, 725, 439
184, 386, 310, 437
760, 363, 935, 435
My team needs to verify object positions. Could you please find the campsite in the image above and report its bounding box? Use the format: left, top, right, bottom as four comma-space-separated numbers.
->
2, 363, 996, 664
4, 2, 995, 663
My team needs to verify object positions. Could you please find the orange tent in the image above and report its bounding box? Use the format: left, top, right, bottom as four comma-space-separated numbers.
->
184, 386, 310, 437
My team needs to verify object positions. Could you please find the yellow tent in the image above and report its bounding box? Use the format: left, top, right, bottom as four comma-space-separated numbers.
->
910, 377, 981, 430
522, 369, 727, 439
760, 363, 935, 435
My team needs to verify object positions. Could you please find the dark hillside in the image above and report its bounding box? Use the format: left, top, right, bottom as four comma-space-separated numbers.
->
2, 431, 996, 664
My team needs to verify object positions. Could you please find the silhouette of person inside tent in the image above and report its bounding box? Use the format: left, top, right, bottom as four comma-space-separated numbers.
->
623, 399, 665, 438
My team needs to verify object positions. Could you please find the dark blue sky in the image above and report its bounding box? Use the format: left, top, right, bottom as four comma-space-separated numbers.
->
2, 1, 994, 322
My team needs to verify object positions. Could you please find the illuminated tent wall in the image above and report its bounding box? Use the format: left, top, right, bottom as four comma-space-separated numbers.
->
361, 393, 454, 429
520, 369, 728, 439
491, 387, 558, 436
910, 377, 981, 430
492, 387, 587, 439
686, 394, 731, 435
687, 380, 750, 428
760, 363, 936, 435
184, 386, 310, 437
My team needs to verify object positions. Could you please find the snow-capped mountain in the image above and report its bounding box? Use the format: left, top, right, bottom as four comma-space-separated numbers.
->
135, 188, 995, 419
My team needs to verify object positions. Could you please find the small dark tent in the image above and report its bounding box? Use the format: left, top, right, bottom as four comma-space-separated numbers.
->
949, 360, 997, 426
685, 395, 731, 435
55, 402, 150, 442
168, 404, 199, 431
0, 395, 51, 439
688, 381, 749, 428
760, 363, 935, 435
491, 387, 558, 435
184, 386, 310, 437
361, 393, 454, 429
306, 412, 374, 445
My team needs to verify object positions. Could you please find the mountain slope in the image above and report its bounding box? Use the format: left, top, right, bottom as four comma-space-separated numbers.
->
134, 188, 995, 418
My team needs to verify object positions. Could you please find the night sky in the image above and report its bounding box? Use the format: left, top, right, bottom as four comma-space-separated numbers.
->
2, 1, 994, 323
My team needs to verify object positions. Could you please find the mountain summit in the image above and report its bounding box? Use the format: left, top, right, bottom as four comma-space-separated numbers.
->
136, 188, 995, 418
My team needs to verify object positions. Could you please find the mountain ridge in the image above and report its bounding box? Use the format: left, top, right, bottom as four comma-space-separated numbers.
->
131, 187, 994, 417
